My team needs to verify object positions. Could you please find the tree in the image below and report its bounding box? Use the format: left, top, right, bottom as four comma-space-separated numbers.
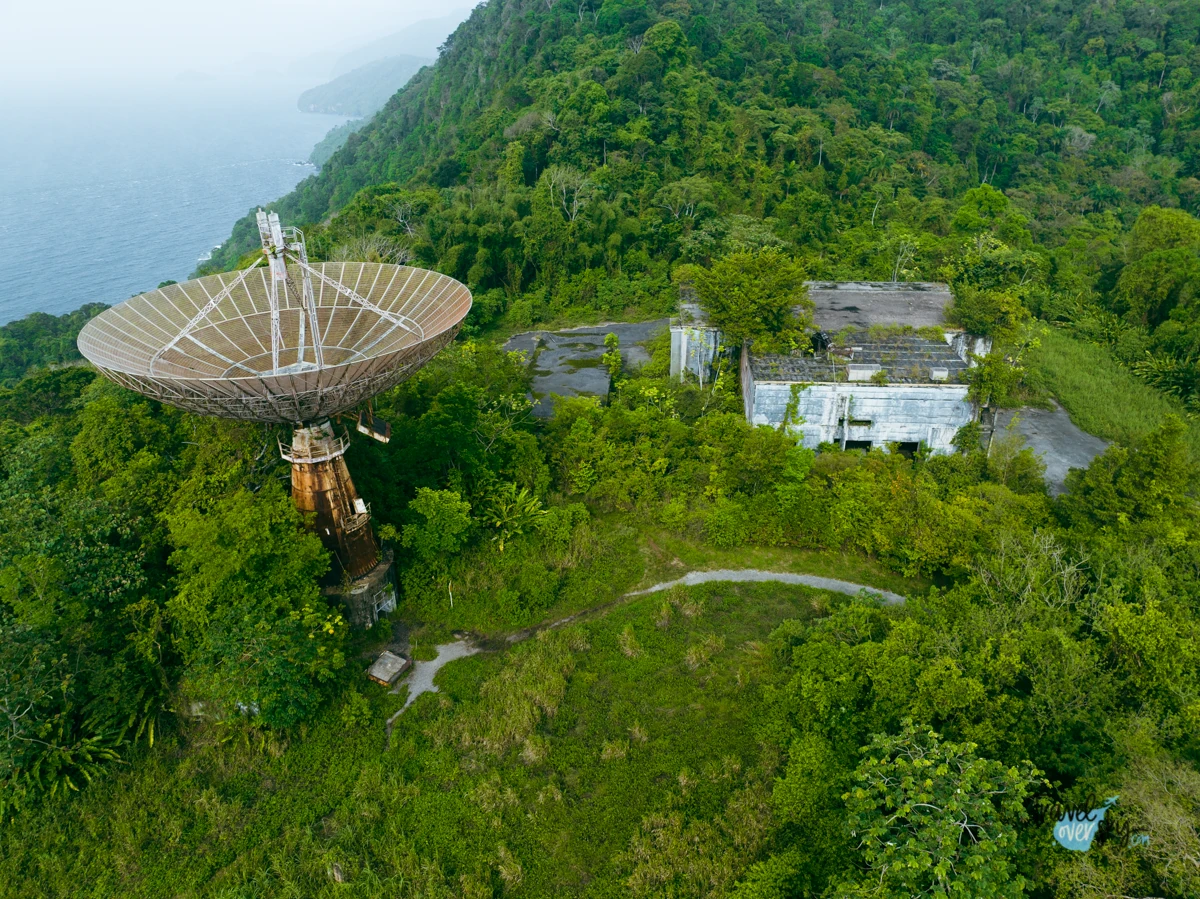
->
541, 165, 595, 223
655, 176, 712, 220
952, 185, 1011, 234
401, 488, 473, 561
1125, 206, 1200, 262
1060, 415, 1196, 532
1113, 248, 1200, 326
1095, 80, 1121, 114
601, 332, 622, 381
838, 721, 1041, 899
330, 234, 413, 264
1111, 207, 1200, 326
950, 286, 1029, 340
480, 483, 546, 552
694, 248, 813, 352
165, 483, 344, 728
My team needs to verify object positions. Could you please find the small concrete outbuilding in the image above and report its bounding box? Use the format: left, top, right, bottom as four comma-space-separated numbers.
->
672, 282, 991, 455
367, 650, 411, 686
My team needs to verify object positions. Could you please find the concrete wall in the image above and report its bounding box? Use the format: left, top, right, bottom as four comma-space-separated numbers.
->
948, 331, 992, 361
670, 324, 722, 384
745, 377, 973, 454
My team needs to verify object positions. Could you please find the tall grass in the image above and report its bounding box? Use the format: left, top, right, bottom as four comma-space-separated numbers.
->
1025, 328, 1200, 458
0, 581, 840, 898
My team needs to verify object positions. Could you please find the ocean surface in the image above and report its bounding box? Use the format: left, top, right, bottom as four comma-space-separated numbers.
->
0, 80, 348, 325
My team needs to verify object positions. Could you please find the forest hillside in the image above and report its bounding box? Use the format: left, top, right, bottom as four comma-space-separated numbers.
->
202, 0, 1200, 409
3, 1, 1200, 897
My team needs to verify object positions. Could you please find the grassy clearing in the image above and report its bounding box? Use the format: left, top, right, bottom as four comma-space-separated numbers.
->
632, 523, 930, 597
0, 581, 836, 898
398, 513, 917, 646
1025, 327, 1200, 457
398, 519, 645, 639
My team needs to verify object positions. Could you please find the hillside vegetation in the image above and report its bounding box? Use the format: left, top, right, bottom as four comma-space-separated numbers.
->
203, 0, 1200, 412
297, 54, 432, 117
4, 1, 1200, 896
3, 326, 1199, 897
0, 303, 107, 385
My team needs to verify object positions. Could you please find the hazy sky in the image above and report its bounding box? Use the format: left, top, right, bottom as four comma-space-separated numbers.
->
0, 1, 471, 89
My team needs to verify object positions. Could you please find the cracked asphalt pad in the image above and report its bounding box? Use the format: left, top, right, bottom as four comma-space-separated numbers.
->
505, 319, 669, 418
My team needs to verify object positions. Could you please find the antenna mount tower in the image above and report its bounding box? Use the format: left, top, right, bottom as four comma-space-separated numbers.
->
77, 211, 473, 623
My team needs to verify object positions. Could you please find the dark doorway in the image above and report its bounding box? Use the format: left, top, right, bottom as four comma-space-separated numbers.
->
894, 441, 920, 458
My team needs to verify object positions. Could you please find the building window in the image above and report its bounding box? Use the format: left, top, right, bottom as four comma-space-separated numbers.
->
848, 418, 873, 427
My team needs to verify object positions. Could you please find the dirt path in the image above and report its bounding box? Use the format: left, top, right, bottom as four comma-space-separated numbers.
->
385, 568, 907, 740
497, 567, 907, 647
385, 638, 481, 743
627, 569, 906, 605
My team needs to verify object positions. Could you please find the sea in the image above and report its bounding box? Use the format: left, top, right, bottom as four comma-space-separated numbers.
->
0, 79, 349, 325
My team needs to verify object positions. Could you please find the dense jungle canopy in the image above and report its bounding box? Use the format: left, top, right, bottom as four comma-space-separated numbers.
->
3, 1, 1200, 896
199, 0, 1200, 403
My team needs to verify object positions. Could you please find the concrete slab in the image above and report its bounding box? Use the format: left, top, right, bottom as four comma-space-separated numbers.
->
994, 402, 1109, 495
367, 650, 410, 685
807, 281, 952, 332
505, 319, 669, 418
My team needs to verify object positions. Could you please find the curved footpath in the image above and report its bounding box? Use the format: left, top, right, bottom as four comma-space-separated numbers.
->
627, 569, 907, 605
387, 567, 907, 738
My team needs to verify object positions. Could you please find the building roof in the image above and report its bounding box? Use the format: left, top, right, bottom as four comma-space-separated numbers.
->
673, 281, 954, 333
806, 281, 953, 332
368, 650, 410, 685
749, 333, 970, 385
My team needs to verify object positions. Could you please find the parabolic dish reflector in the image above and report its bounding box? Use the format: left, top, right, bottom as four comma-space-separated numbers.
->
77, 262, 472, 423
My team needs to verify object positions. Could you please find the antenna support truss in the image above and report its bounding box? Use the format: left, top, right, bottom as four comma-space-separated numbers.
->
149, 210, 424, 378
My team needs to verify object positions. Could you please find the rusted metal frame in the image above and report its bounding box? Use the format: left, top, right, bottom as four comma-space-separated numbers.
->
343, 264, 401, 356
180, 333, 260, 376
236, 268, 274, 358
370, 274, 454, 359
324, 263, 379, 351
402, 270, 450, 335
217, 341, 360, 378
278, 431, 349, 464
347, 270, 445, 363
149, 260, 263, 376
284, 228, 324, 369
258, 210, 289, 374
268, 273, 283, 374
96, 310, 161, 356
319, 262, 382, 354
114, 299, 179, 356
302, 261, 424, 341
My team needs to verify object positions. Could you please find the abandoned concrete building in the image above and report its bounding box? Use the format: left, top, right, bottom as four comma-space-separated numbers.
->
670, 282, 991, 455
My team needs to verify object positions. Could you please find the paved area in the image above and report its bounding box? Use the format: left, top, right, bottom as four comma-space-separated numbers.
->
627, 568, 906, 605
994, 402, 1109, 495
391, 639, 481, 709
807, 281, 952, 331
384, 638, 480, 743
505, 319, 669, 418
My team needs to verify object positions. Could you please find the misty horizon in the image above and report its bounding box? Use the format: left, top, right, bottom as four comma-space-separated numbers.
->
0, 1, 471, 91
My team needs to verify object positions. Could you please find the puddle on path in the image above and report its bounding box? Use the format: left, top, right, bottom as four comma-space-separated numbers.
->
391, 639, 481, 711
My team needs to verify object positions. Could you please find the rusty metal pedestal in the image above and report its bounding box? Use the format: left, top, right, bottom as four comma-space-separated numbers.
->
282, 419, 379, 579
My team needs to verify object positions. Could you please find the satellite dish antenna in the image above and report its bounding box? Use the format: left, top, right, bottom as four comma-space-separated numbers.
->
78, 212, 471, 598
